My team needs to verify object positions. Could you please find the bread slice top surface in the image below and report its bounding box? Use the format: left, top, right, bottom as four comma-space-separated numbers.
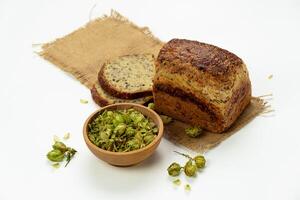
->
99, 54, 155, 99
156, 39, 244, 78
91, 81, 152, 107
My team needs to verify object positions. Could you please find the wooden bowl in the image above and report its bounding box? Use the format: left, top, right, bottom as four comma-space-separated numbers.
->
83, 103, 164, 166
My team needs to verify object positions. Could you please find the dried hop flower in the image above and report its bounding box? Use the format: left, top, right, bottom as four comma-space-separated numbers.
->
52, 142, 67, 153
185, 127, 202, 138
184, 160, 197, 177
143, 134, 156, 145
194, 155, 206, 169
147, 103, 155, 110
167, 162, 182, 176
47, 149, 65, 162
160, 115, 172, 125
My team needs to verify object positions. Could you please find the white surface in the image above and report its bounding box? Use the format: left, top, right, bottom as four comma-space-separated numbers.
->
0, 0, 300, 199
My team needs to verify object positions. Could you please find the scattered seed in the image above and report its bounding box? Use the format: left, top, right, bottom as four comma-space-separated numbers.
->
185, 184, 191, 191
63, 132, 70, 140
173, 179, 181, 186
53, 135, 60, 142
268, 74, 273, 79
80, 99, 88, 104
52, 163, 60, 169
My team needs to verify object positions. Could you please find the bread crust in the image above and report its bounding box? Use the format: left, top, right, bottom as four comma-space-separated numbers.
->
153, 83, 251, 133
98, 64, 153, 99
91, 85, 110, 107
91, 84, 153, 107
153, 39, 252, 133
157, 39, 243, 78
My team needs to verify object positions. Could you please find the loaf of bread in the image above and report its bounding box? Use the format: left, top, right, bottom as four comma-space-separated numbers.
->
153, 39, 251, 133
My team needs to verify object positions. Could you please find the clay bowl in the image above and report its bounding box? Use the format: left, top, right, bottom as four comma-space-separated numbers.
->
83, 103, 164, 166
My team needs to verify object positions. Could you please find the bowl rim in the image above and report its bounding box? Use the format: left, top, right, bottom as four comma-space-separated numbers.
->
83, 103, 164, 156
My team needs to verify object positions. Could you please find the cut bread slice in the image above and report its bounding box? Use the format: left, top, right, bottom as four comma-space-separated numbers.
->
98, 54, 155, 99
91, 81, 153, 107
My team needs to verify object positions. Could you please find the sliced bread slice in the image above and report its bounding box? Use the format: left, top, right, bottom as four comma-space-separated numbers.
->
98, 54, 155, 99
91, 81, 153, 107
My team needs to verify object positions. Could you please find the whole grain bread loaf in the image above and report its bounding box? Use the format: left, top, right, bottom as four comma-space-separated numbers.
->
153, 39, 251, 133
98, 54, 155, 99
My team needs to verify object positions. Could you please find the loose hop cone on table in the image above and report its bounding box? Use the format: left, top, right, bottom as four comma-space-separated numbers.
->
39, 10, 270, 152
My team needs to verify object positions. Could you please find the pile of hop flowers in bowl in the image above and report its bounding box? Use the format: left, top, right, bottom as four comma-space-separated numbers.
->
83, 103, 164, 166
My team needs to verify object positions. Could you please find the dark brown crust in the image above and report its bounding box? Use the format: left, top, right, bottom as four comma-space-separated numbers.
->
91, 85, 110, 107
226, 83, 251, 127
154, 89, 224, 132
154, 84, 219, 121
157, 39, 243, 77
98, 66, 153, 99
153, 83, 251, 133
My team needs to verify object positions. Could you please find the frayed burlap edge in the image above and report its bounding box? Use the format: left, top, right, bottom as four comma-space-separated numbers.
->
38, 10, 164, 89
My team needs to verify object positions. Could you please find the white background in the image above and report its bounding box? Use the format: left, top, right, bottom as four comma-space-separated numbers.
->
0, 0, 299, 199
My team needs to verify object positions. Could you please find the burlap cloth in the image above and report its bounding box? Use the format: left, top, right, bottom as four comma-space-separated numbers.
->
38, 10, 271, 152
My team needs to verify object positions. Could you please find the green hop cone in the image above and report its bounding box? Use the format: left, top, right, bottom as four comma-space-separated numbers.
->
113, 123, 127, 135
125, 127, 135, 137
112, 114, 125, 126
52, 141, 67, 153
160, 115, 172, 124
100, 130, 110, 140
134, 132, 143, 142
106, 110, 114, 117
132, 113, 145, 125
143, 134, 156, 145
126, 138, 141, 150
185, 127, 202, 138
147, 103, 155, 110
167, 162, 181, 176
194, 155, 206, 169
184, 160, 197, 177
47, 149, 65, 162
